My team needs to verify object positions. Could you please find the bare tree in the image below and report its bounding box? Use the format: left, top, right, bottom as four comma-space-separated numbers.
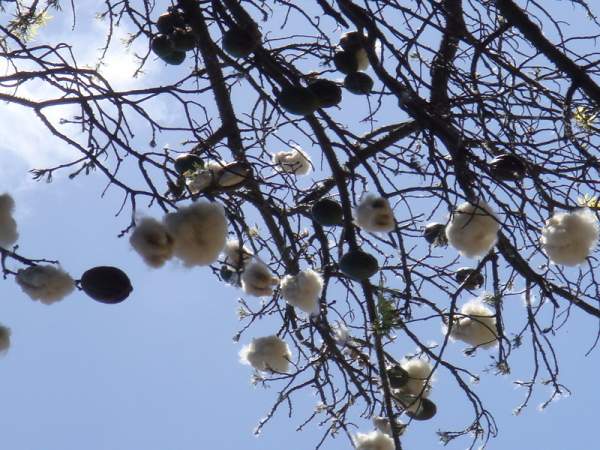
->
2, 0, 600, 449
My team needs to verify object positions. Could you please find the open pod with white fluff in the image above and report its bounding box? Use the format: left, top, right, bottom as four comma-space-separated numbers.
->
445, 299, 498, 349
353, 430, 395, 450
279, 268, 323, 314
129, 217, 174, 268
241, 259, 279, 297
446, 199, 499, 258
272, 145, 312, 175
0, 193, 18, 248
239, 335, 292, 373
355, 195, 395, 233
16, 265, 75, 305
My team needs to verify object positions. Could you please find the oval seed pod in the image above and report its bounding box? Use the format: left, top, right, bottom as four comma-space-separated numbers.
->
455, 267, 484, 290
344, 72, 373, 95
277, 86, 319, 116
489, 154, 526, 181
81, 266, 133, 304
339, 250, 379, 280
311, 198, 344, 226
423, 222, 447, 247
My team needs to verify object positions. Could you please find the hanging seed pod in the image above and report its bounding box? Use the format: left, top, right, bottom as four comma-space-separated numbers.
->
344, 72, 373, 95
339, 31, 366, 53
151, 34, 175, 59
405, 397, 437, 421
489, 154, 526, 181
339, 250, 379, 280
156, 12, 186, 35
388, 365, 410, 389
171, 28, 197, 52
222, 27, 260, 58
81, 266, 133, 304
160, 50, 186, 65
307, 79, 342, 108
455, 267, 484, 290
423, 222, 448, 247
311, 198, 344, 226
277, 86, 319, 116
333, 51, 359, 74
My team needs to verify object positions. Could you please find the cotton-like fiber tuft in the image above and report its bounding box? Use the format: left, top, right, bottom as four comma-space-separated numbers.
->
164, 201, 228, 266
272, 146, 312, 175
186, 161, 223, 194
395, 358, 433, 397
355, 195, 395, 233
241, 259, 279, 297
540, 208, 599, 266
353, 430, 394, 450
446, 200, 499, 257
16, 265, 75, 304
223, 239, 253, 269
129, 217, 174, 268
239, 335, 291, 373
280, 269, 323, 314
372, 416, 406, 437
0, 324, 11, 353
447, 299, 498, 348
0, 193, 18, 247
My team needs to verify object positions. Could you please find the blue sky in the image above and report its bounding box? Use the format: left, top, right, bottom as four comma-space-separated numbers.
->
1, 1, 599, 449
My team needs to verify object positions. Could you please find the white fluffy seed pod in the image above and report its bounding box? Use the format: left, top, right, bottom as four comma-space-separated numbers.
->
0, 324, 11, 353
16, 265, 75, 305
272, 146, 312, 175
129, 217, 174, 268
239, 335, 292, 373
222, 239, 253, 269
241, 259, 279, 297
372, 416, 406, 437
446, 200, 500, 258
396, 358, 433, 397
353, 430, 394, 450
215, 162, 250, 188
355, 195, 395, 233
0, 193, 18, 247
164, 201, 228, 267
540, 208, 599, 266
186, 161, 223, 194
447, 299, 498, 349
280, 269, 323, 314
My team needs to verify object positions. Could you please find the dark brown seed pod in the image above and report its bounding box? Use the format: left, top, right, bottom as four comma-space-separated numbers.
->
277, 86, 319, 116
339, 250, 379, 280
344, 72, 373, 95
174, 153, 204, 175
455, 267, 484, 290
311, 198, 344, 226
307, 79, 342, 108
81, 266, 133, 304
222, 28, 260, 58
423, 222, 448, 247
388, 365, 410, 389
489, 154, 526, 181
339, 31, 366, 53
151, 34, 175, 58
156, 12, 185, 35
171, 28, 197, 52
333, 51, 359, 75
405, 397, 437, 421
